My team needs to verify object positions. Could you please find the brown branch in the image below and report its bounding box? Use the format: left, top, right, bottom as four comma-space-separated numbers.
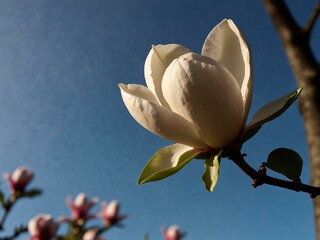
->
262, 0, 320, 238
228, 149, 320, 198
262, 0, 300, 40
303, 0, 320, 37
0, 196, 16, 230
0, 226, 28, 240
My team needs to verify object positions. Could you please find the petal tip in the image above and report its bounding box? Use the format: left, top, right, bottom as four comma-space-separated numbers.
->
118, 83, 126, 89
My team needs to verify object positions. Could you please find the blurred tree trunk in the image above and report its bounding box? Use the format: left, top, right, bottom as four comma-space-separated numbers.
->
262, 0, 320, 238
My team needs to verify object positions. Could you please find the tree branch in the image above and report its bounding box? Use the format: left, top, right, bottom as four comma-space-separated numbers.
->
228, 149, 320, 198
262, 0, 301, 41
0, 226, 28, 240
0, 196, 16, 230
262, 0, 320, 238
303, 0, 320, 37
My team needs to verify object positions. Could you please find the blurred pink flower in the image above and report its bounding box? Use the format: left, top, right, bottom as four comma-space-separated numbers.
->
162, 225, 185, 240
3, 166, 33, 193
99, 200, 126, 227
66, 193, 98, 221
83, 229, 105, 240
28, 214, 59, 240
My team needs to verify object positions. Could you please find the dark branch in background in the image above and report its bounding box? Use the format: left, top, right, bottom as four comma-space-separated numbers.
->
0, 196, 28, 240
228, 149, 320, 198
262, 0, 299, 38
0, 226, 28, 240
262, 0, 320, 238
303, 0, 320, 38
0, 196, 16, 230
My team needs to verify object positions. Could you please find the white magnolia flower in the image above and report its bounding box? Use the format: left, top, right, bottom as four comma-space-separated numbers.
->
120, 19, 251, 150
119, 19, 300, 191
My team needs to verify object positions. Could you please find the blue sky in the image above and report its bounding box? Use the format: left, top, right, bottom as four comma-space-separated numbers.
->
0, 0, 318, 239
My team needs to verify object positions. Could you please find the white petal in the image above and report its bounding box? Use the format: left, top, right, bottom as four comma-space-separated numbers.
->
162, 53, 244, 149
202, 19, 252, 123
144, 44, 191, 107
106, 200, 119, 216
118, 83, 159, 105
119, 83, 208, 149
28, 216, 39, 235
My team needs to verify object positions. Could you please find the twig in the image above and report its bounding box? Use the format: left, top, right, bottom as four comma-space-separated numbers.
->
228, 149, 320, 198
0, 226, 28, 240
303, 0, 320, 36
0, 196, 16, 230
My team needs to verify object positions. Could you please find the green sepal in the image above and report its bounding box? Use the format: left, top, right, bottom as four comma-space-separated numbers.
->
202, 151, 222, 192
0, 191, 4, 204
241, 88, 301, 143
20, 188, 42, 198
138, 144, 201, 185
263, 148, 303, 181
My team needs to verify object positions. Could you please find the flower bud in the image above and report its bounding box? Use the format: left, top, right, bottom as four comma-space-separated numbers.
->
28, 214, 59, 240
3, 166, 33, 193
66, 193, 98, 221
83, 229, 105, 240
162, 225, 185, 240
100, 200, 126, 226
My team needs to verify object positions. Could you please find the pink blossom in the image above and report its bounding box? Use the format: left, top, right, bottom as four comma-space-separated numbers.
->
162, 225, 185, 240
3, 166, 33, 193
66, 193, 98, 221
28, 214, 59, 240
100, 200, 126, 227
83, 229, 105, 240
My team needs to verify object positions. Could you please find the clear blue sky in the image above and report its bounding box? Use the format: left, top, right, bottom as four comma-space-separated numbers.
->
0, 0, 318, 239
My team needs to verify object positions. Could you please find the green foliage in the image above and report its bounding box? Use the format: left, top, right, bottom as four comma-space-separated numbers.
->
241, 88, 301, 143
202, 152, 221, 192
0, 191, 4, 204
263, 148, 303, 181
138, 144, 201, 185
20, 189, 42, 198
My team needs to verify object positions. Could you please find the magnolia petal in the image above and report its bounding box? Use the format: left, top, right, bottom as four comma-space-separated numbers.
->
118, 83, 159, 105
202, 19, 252, 123
119, 83, 208, 149
242, 88, 302, 143
138, 143, 201, 184
144, 44, 191, 107
162, 53, 244, 149
202, 152, 221, 192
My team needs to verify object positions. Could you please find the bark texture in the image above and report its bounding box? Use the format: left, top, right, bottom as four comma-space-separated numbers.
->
263, 0, 320, 238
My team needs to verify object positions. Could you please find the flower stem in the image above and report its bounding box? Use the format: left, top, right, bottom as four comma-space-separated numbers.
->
0, 195, 16, 230
228, 148, 320, 198
0, 226, 28, 240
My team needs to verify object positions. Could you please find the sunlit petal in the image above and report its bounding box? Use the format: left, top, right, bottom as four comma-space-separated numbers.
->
119, 83, 208, 149
162, 53, 244, 148
202, 19, 252, 123
118, 83, 159, 105
144, 44, 191, 107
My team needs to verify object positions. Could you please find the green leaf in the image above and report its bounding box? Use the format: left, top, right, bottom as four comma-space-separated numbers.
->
0, 191, 4, 204
138, 144, 201, 185
20, 189, 42, 198
241, 88, 301, 143
264, 148, 303, 181
202, 151, 221, 192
